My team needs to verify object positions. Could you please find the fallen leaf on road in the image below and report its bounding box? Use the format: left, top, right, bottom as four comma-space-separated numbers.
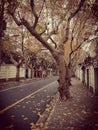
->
36, 108, 40, 111
46, 104, 50, 107
63, 113, 67, 116
46, 95, 50, 98
30, 123, 38, 130
67, 113, 71, 115
23, 117, 28, 120
37, 112, 44, 118
81, 110, 87, 114
41, 100, 45, 103
10, 115, 15, 118
32, 110, 36, 113
45, 108, 51, 112
21, 115, 25, 118
39, 122, 44, 128
26, 101, 29, 104
4, 124, 14, 129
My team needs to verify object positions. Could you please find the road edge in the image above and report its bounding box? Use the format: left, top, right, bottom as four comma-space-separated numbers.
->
35, 92, 59, 129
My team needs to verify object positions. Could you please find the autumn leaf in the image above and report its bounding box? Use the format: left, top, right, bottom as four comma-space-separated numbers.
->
67, 113, 71, 115
63, 113, 67, 116
32, 110, 36, 113
36, 108, 40, 111
41, 100, 45, 103
37, 112, 44, 118
30, 122, 36, 128
21, 115, 25, 118
39, 122, 44, 128
23, 117, 28, 120
46, 104, 50, 108
26, 101, 29, 104
4, 124, 14, 129
45, 108, 51, 112
10, 115, 15, 118
81, 110, 87, 114
46, 95, 50, 98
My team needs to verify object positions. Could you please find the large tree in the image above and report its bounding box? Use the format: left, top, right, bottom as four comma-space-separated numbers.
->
5, 0, 98, 100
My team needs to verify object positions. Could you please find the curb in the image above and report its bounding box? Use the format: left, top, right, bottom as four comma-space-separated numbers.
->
35, 92, 59, 130
44, 93, 59, 129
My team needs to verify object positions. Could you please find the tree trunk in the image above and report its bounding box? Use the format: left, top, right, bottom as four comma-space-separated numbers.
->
57, 54, 71, 100
67, 64, 72, 86
30, 68, 33, 78
16, 65, 20, 81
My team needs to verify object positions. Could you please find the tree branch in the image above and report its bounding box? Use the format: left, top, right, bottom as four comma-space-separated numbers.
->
38, 0, 45, 18
68, 0, 86, 21
30, 0, 38, 29
49, 37, 57, 49
70, 16, 79, 52
63, 0, 86, 44
11, 14, 23, 26
19, 18, 55, 54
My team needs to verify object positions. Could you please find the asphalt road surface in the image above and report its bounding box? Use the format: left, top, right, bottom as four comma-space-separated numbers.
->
0, 76, 58, 130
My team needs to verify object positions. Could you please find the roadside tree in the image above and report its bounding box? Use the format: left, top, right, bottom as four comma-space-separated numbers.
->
5, 0, 98, 100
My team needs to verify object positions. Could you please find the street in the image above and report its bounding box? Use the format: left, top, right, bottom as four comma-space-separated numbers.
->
0, 76, 58, 130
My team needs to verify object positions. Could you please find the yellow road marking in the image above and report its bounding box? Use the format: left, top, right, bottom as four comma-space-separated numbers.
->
0, 81, 56, 114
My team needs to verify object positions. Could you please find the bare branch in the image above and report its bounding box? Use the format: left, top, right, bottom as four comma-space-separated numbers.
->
68, 0, 86, 21
30, 0, 38, 29
18, 18, 55, 54
70, 16, 79, 51
49, 37, 57, 49
84, 36, 98, 44
63, 0, 86, 44
38, 0, 45, 18
39, 23, 47, 35
9, 54, 18, 66
11, 14, 23, 26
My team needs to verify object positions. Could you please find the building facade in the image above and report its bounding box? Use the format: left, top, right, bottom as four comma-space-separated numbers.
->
75, 41, 98, 96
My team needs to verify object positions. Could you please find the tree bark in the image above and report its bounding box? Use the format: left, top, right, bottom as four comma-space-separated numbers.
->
16, 65, 20, 81
57, 54, 71, 100
30, 68, 33, 78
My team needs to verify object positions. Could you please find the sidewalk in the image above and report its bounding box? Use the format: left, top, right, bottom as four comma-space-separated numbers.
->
44, 78, 98, 130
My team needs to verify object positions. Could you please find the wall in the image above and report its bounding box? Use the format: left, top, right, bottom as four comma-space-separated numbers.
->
0, 64, 25, 81
89, 66, 95, 93
75, 66, 82, 80
75, 65, 96, 94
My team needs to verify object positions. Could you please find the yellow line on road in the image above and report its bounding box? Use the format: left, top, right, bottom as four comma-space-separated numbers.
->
0, 81, 56, 114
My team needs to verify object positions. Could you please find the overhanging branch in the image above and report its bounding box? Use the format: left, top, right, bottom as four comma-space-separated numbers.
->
68, 0, 86, 21
30, 0, 38, 29
49, 37, 57, 49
